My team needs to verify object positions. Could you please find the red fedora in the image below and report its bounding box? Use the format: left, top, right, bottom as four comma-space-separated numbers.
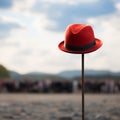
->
58, 24, 102, 54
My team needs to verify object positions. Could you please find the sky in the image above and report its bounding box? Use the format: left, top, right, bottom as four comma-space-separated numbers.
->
0, 0, 120, 74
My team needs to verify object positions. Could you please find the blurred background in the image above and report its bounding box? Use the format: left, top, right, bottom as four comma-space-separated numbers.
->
0, 0, 120, 94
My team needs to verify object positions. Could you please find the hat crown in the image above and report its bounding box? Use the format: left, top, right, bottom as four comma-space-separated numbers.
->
65, 24, 95, 47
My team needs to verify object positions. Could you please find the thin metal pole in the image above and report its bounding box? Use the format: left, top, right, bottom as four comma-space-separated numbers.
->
81, 54, 85, 120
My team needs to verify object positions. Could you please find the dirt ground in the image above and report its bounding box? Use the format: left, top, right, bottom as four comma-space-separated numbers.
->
0, 93, 120, 120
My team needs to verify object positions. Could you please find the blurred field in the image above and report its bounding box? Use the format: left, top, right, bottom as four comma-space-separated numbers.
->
0, 93, 119, 103
0, 94, 120, 120
0, 94, 120, 109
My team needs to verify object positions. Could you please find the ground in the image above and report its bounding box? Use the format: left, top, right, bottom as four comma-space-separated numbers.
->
0, 94, 120, 120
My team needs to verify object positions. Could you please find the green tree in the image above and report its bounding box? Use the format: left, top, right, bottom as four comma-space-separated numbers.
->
0, 64, 10, 79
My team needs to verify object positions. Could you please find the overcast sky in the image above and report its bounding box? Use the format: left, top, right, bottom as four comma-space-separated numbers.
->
0, 0, 120, 74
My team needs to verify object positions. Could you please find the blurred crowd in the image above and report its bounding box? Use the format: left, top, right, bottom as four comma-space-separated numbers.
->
0, 79, 120, 94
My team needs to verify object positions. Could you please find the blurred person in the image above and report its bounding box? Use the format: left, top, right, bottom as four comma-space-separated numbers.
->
73, 80, 78, 93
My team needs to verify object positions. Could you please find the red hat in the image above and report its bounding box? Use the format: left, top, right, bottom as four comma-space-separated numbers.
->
58, 24, 102, 54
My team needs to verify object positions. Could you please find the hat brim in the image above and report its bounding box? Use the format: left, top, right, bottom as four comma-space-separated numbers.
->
58, 38, 102, 54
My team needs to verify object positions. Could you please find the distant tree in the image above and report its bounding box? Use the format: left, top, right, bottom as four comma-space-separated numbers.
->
0, 64, 10, 79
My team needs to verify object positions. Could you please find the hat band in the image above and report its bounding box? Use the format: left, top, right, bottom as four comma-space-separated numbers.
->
65, 40, 96, 51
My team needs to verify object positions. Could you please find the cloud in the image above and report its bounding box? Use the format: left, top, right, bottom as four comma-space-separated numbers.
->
11, 0, 35, 14
0, 0, 13, 9
0, 21, 21, 39
36, 0, 98, 4
0, 16, 22, 39
115, 1, 120, 11
32, 0, 116, 31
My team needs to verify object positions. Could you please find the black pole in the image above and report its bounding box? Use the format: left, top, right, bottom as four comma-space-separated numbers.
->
81, 54, 85, 120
